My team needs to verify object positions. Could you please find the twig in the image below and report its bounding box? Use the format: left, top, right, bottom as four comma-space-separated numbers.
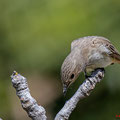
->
11, 69, 104, 120
11, 71, 47, 120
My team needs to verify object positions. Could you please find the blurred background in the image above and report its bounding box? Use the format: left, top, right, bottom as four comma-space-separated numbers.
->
0, 0, 120, 119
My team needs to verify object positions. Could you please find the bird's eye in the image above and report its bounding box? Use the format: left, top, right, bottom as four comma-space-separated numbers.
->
70, 74, 74, 79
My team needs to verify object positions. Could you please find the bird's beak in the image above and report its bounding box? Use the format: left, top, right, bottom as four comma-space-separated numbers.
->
63, 84, 68, 96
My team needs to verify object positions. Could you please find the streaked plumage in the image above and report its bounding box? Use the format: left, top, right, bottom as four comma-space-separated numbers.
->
61, 36, 120, 94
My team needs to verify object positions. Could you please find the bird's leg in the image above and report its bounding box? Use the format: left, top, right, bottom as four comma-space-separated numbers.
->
84, 68, 105, 78
84, 70, 89, 79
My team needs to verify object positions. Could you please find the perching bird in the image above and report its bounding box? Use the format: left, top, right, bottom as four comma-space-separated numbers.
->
61, 36, 120, 95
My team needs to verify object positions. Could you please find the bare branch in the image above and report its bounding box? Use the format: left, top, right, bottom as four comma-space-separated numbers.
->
11, 71, 47, 120
11, 69, 104, 120
55, 69, 105, 120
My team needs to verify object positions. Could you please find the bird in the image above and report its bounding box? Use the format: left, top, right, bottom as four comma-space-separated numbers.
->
61, 36, 120, 95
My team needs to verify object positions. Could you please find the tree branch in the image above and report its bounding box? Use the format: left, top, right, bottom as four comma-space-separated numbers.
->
11, 69, 104, 120
55, 69, 104, 120
11, 71, 47, 120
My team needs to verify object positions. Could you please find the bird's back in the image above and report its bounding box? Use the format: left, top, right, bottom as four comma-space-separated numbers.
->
71, 36, 120, 72
71, 36, 110, 51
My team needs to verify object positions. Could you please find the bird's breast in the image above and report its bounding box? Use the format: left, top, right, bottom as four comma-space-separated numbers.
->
86, 52, 113, 72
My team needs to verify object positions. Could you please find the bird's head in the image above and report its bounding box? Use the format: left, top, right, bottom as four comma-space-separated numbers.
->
61, 52, 81, 95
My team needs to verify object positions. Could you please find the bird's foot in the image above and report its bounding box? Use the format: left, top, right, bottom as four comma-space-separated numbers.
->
84, 68, 105, 79
85, 74, 90, 79
91, 68, 105, 77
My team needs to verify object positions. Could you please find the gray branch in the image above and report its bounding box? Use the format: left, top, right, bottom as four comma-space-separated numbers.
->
55, 69, 104, 120
11, 71, 47, 120
11, 69, 104, 120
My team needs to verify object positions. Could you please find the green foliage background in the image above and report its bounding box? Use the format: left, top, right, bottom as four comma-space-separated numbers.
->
0, 0, 120, 119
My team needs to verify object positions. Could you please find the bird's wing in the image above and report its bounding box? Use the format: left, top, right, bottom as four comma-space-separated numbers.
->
71, 36, 120, 62
71, 36, 108, 51
71, 40, 79, 51
106, 44, 120, 62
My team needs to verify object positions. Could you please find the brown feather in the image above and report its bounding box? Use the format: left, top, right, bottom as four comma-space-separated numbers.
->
107, 44, 120, 63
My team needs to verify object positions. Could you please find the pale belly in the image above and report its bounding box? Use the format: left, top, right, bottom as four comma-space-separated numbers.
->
86, 52, 113, 72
